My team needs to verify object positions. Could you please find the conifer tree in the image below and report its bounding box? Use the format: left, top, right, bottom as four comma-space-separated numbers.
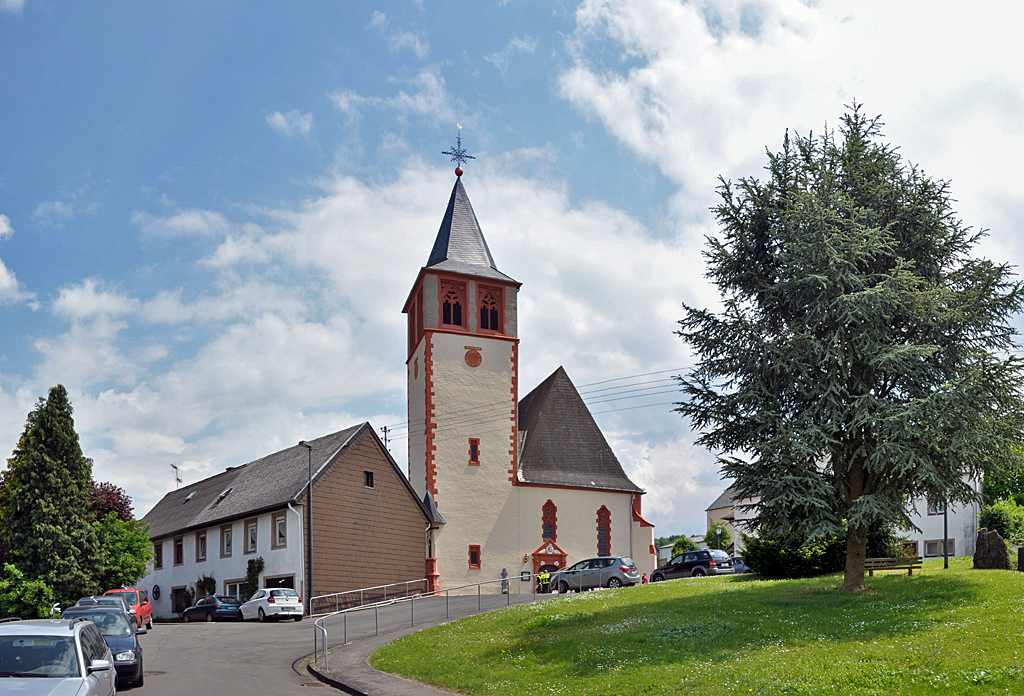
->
677, 105, 1024, 590
1, 385, 102, 602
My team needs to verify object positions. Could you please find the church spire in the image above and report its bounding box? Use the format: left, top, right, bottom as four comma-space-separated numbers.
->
425, 154, 517, 284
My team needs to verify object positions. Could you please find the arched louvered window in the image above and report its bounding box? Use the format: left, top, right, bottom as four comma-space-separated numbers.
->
542, 500, 557, 541
596, 506, 611, 557
441, 282, 465, 327
478, 288, 501, 333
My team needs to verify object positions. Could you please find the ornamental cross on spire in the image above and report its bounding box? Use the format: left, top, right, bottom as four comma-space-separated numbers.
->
442, 123, 475, 175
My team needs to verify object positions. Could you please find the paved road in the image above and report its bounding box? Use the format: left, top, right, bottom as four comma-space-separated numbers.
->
128, 618, 318, 695
128, 589, 554, 695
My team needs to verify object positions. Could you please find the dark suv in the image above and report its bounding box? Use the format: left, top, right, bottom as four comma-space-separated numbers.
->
651, 549, 733, 581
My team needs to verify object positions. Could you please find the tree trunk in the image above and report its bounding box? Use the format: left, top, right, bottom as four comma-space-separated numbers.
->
841, 523, 868, 591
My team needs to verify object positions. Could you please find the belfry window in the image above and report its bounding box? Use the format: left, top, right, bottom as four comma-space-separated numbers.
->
478, 288, 502, 333
596, 506, 611, 557
441, 282, 465, 327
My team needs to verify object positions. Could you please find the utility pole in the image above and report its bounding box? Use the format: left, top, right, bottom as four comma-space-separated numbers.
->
381, 425, 390, 451
171, 463, 182, 490
299, 441, 314, 615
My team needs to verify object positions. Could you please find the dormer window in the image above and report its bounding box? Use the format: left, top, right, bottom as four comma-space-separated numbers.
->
478, 288, 502, 333
441, 281, 465, 328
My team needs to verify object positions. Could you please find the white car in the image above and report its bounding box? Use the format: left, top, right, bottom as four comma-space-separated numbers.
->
239, 588, 304, 622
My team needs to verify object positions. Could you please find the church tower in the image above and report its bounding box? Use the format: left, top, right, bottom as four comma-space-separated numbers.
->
402, 172, 521, 590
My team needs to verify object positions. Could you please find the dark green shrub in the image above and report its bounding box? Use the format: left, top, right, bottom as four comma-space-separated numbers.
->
743, 524, 903, 578
671, 536, 699, 555
978, 499, 1024, 543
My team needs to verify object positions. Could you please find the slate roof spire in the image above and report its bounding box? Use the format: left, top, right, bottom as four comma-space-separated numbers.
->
424, 176, 518, 284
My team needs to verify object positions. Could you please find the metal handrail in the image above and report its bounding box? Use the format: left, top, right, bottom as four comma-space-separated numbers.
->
312, 572, 543, 671
310, 578, 428, 614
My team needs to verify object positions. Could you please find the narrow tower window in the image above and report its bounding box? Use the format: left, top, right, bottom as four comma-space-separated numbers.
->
596, 506, 611, 557
542, 500, 557, 541
468, 438, 480, 466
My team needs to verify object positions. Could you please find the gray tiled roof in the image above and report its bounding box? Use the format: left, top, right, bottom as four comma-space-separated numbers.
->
517, 367, 643, 493
426, 178, 517, 284
143, 423, 379, 539
706, 486, 738, 512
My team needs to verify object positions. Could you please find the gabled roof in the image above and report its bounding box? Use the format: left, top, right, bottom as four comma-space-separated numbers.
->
706, 486, 739, 512
422, 490, 446, 527
424, 177, 517, 284
143, 423, 426, 539
517, 366, 643, 493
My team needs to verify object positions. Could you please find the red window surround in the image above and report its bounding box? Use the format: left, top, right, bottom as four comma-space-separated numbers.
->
468, 545, 481, 569
596, 506, 611, 557
468, 438, 480, 466
477, 285, 503, 334
440, 280, 466, 328
542, 500, 557, 541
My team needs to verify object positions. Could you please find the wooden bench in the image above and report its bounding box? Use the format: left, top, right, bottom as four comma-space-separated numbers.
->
865, 556, 923, 576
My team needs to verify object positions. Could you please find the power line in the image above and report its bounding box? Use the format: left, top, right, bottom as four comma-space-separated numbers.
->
576, 367, 685, 389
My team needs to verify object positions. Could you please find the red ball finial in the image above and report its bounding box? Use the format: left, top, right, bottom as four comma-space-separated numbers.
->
455, 166, 463, 177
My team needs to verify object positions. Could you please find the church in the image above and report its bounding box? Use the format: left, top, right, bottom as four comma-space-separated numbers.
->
403, 165, 657, 591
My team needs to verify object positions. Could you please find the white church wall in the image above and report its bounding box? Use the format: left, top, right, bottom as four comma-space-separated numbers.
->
407, 337, 427, 499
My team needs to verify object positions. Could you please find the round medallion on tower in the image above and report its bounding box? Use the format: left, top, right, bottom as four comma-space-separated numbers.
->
465, 348, 482, 368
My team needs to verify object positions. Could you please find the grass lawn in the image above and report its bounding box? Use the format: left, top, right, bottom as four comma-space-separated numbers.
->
369, 558, 1024, 695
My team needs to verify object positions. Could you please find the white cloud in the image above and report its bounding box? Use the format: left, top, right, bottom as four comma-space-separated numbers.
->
369, 10, 429, 59
484, 36, 537, 74
0, 0, 24, 14
330, 67, 458, 124
32, 200, 76, 228
0, 214, 36, 305
52, 278, 140, 320
266, 110, 314, 138
131, 208, 232, 238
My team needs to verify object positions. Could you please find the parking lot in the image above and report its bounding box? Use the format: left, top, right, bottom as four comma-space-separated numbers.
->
126, 619, 319, 695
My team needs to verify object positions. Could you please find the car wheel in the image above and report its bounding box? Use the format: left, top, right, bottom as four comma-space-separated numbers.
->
182, 611, 190, 623
294, 615, 303, 622
558, 581, 569, 593
146, 619, 153, 630
237, 610, 244, 621
258, 608, 267, 623
205, 612, 214, 622
134, 672, 144, 687
692, 568, 706, 577
607, 577, 623, 589
651, 574, 664, 582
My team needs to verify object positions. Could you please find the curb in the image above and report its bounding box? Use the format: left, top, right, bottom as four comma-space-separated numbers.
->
307, 660, 368, 696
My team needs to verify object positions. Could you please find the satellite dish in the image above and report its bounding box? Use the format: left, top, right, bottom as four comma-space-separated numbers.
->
152, 585, 161, 601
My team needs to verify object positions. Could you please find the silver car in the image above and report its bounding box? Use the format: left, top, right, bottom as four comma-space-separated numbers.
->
0, 617, 116, 695
550, 556, 641, 592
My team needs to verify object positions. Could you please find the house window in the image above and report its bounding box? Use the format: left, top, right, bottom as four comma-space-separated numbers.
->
924, 539, 955, 557
468, 438, 480, 466
196, 531, 207, 562
927, 497, 946, 515
468, 545, 481, 570
224, 581, 243, 600
245, 519, 258, 554
441, 281, 465, 327
596, 506, 611, 557
902, 540, 919, 557
221, 524, 233, 558
153, 542, 163, 570
273, 513, 287, 549
173, 536, 184, 566
478, 287, 502, 333
364, 471, 374, 488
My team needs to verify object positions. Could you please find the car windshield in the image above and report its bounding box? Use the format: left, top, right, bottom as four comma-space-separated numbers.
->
269, 589, 298, 597
0, 636, 79, 677
108, 592, 137, 606
215, 595, 240, 604
620, 557, 635, 567
65, 612, 133, 637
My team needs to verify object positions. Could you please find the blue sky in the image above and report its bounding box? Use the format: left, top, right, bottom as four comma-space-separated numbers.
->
3, 0, 1024, 535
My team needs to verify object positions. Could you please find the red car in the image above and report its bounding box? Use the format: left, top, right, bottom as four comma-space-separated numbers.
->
104, 588, 154, 629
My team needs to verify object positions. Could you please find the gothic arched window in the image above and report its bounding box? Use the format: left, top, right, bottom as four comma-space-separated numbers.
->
441, 282, 465, 327
478, 288, 502, 333
542, 500, 557, 541
596, 506, 611, 556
